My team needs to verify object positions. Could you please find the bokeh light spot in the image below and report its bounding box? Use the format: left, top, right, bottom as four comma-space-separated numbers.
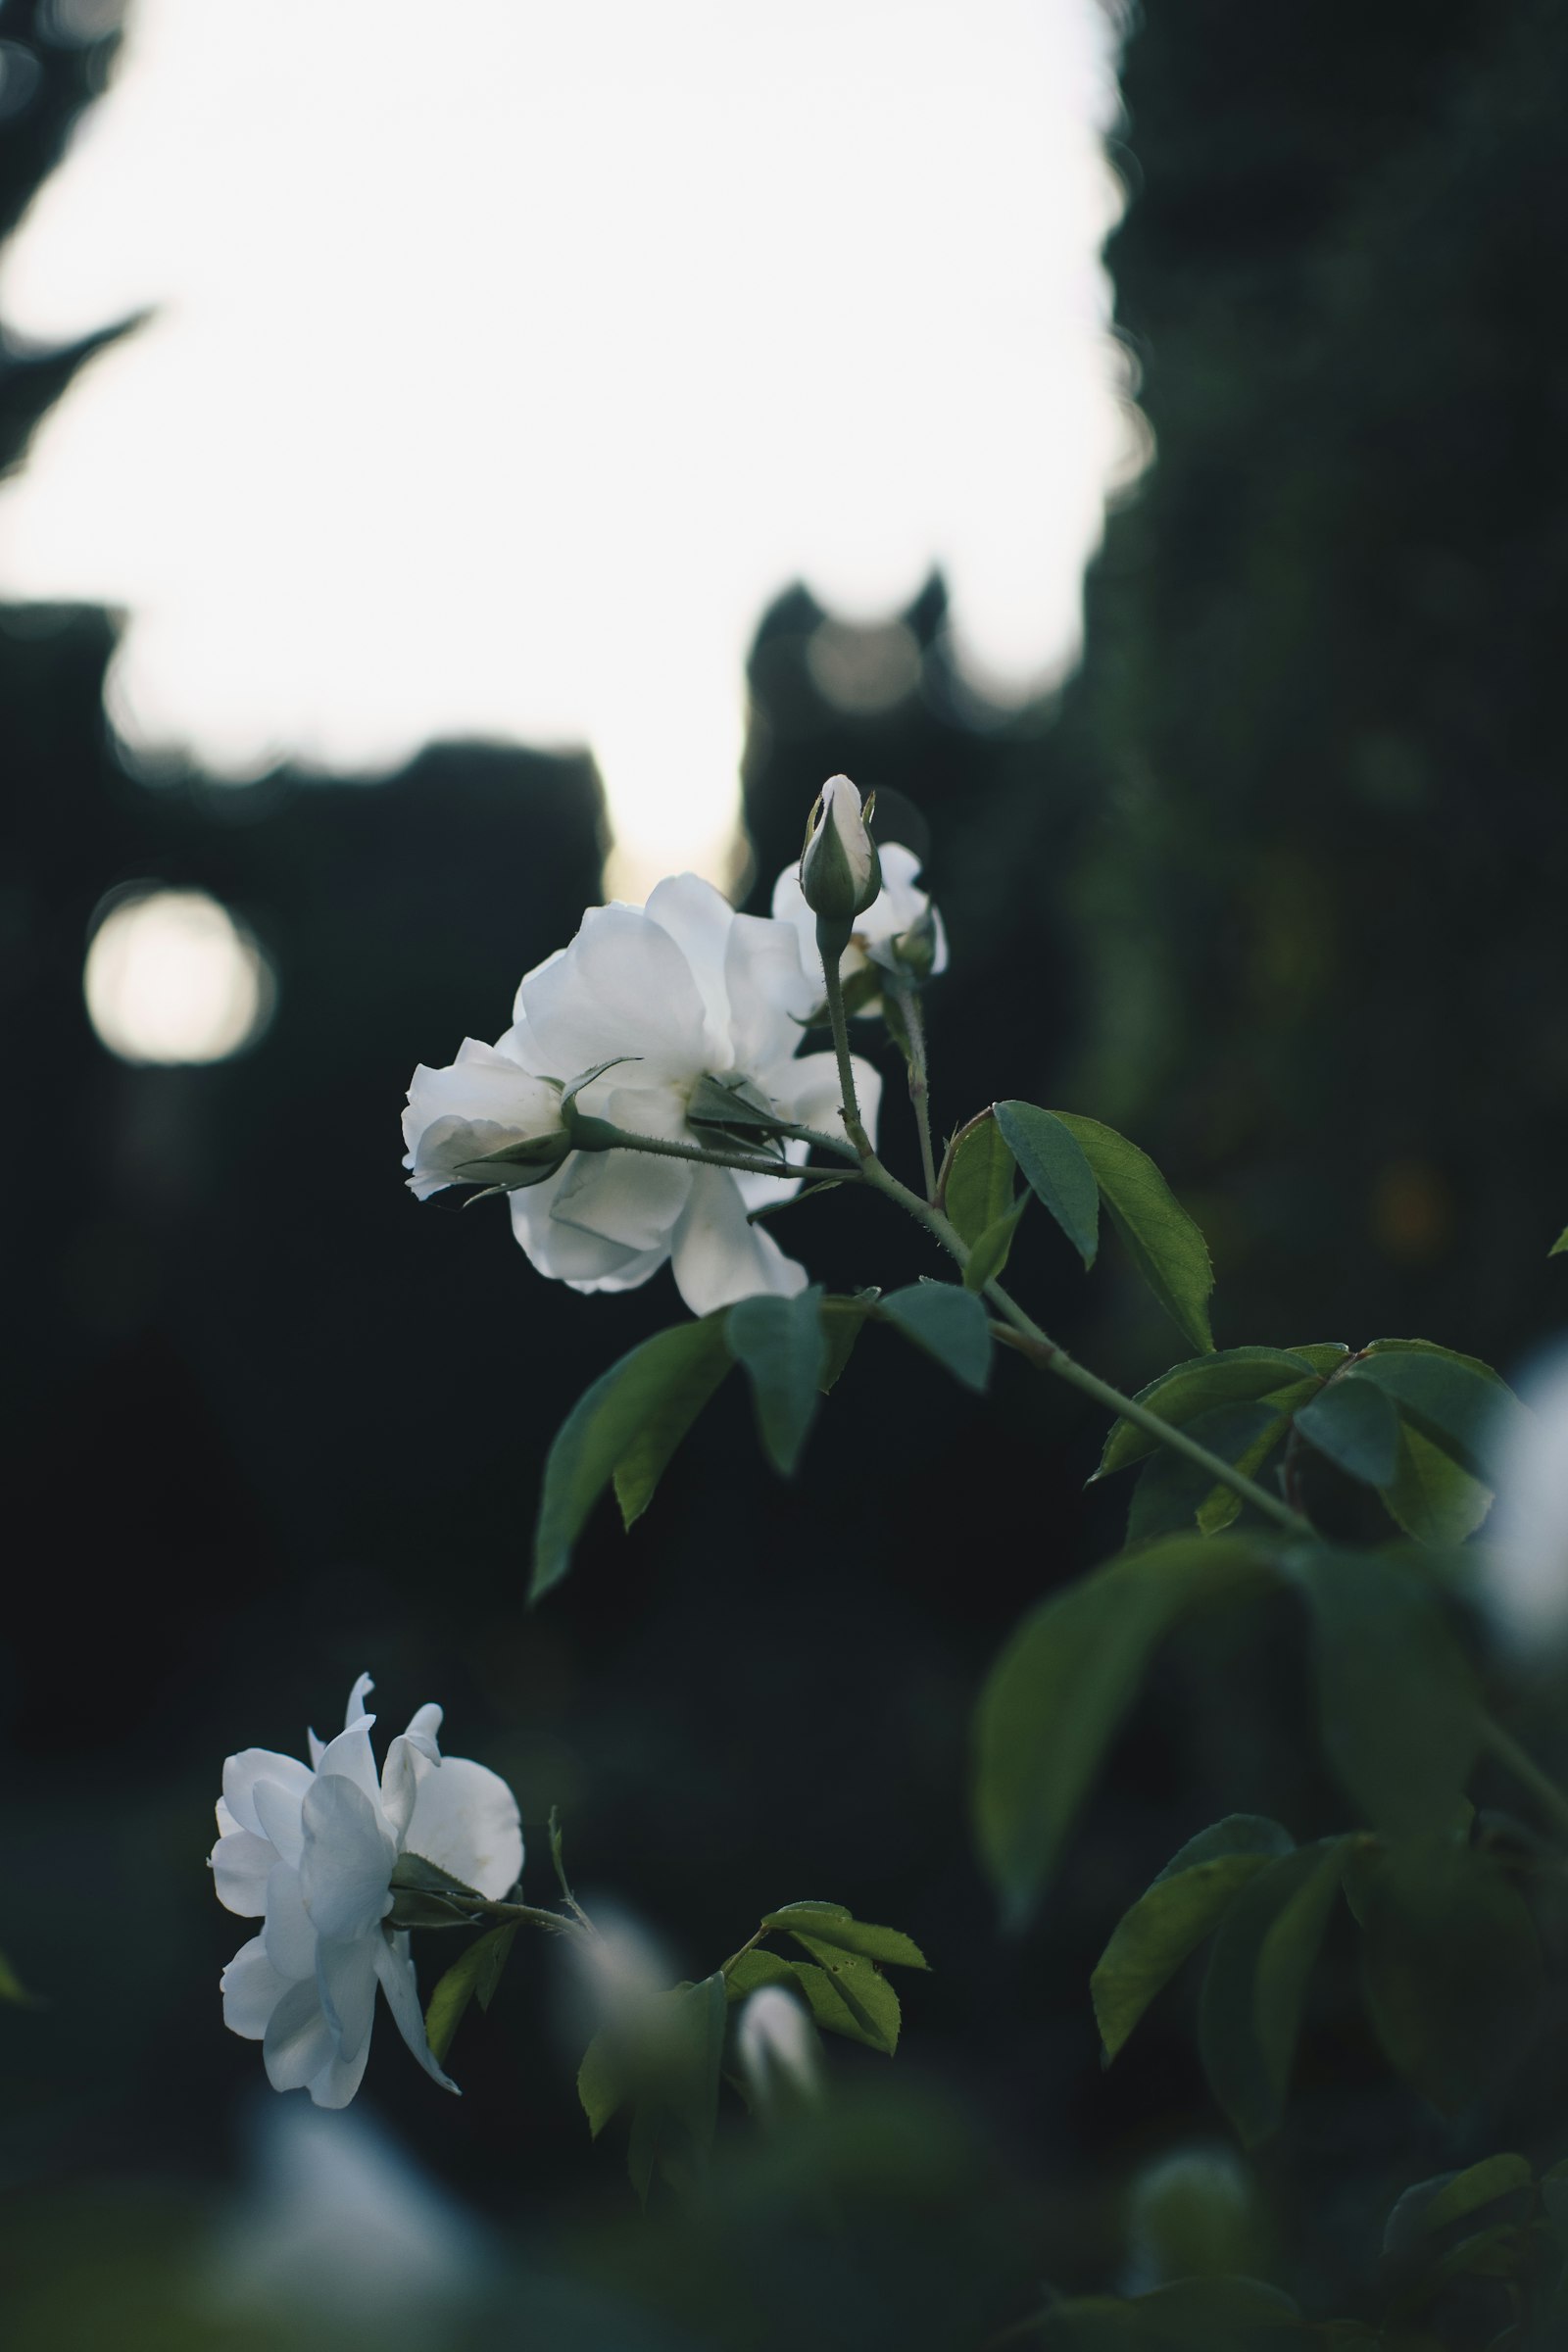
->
83, 885, 274, 1065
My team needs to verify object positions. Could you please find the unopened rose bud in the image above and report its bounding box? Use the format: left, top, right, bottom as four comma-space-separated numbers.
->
799, 775, 882, 924
879, 902, 941, 984
736, 1984, 822, 2119
402, 1046, 569, 1198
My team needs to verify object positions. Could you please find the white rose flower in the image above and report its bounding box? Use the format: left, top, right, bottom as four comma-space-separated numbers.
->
773, 839, 949, 1017
212, 1673, 523, 2109
404, 873, 882, 1315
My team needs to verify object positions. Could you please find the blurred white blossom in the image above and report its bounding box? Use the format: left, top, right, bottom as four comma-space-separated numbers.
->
736, 1984, 822, 2116
774, 839, 948, 1018
206, 2097, 494, 2344
1485, 1346, 1568, 1647
405, 872, 881, 1314
212, 1673, 522, 2107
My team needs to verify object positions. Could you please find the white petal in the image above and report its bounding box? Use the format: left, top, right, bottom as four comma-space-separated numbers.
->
723, 908, 818, 1066
550, 1148, 692, 1253
250, 1776, 306, 1867
307, 1730, 325, 1769
211, 1828, 275, 1917
263, 1975, 336, 2091
643, 871, 735, 1049
314, 1714, 383, 1810
214, 1796, 239, 1838
299, 1776, 395, 1943
221, 1748, 312, 1841
668, 1164, 808, 1315
305, 2035, 372, 2109
345, 1673, 374, 1726
317, 1933, 379, 2064
405, 1757, 524, 1902
263, 1859, 318, 1980
379, 1705, 444, 1843
220, 1934, 293, 2039
372, 1932, 459, 2094
508, 1161, 669, 1289
518, 902, 707, 1076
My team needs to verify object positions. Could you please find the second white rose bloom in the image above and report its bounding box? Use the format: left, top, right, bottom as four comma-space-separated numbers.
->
212, 1674, 523, 2109
403, 873, 881, 1315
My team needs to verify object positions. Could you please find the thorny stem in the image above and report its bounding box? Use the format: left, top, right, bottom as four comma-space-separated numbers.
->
819, 926, 875, 1162
1476, 1713, 1568, 1842
599, 1127, 866, 1184
887, 974, 939, 1202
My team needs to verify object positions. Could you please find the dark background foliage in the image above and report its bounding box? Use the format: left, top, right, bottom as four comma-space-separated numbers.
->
3, 0, 1567, 2341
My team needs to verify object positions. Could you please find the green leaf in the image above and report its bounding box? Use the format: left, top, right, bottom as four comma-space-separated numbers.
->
974, 1536, 1275, 1924
818, 1291, 878, 1393
612, 1322, 735, 1529
787, 1936, 904, 2054
1095, 1348, 1328, 1480
1199, 1839, 1348, 2146
1037, 2277, 1304, 2346
724, 1945, 901, 2054
880, 1281, 993, 1394
621, 1971, 730, 2203
424, 1922, 519, 2063
386, 1850, 489, 1929
1294, 1375, 1401, 1489
1092, 1816, 1296, 2062
994, 1101, 1100, 1270
759, 1902, 928, 1969
533, 1317, 733, 1598
962, 1197, 1028, 1292
1051, 1112, 1215, 1352
1357, 1842, 1544, 2113
1357, 1341, 1523, 1484
577, 2026, 625, 2138
725, 1286, 827, 1475
1380, 1421, 1494, 1545
1290, 1546, 1480, 1838
1125, 1402, 1285, 1544
943, 1112, 1015, 1247
1385, 2155, 1534, 2254
1552, 1226, 1568, 1258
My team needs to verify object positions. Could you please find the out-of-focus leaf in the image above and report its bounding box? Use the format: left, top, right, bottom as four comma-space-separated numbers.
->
1289, 1546, 1480, 1838
1095, 1348, 1327, 1479
1357, 1842, 1544, 2113
424, 1921, 518, 2062
994, 1100, 1100, 1270
533, 1317, 732, 1598
0, 1949, 36, 2006
1358, 1340, 1524, 1484
943, 1112, 1015, 1247
1384, 2154, 1533, 2256
1036, 2275, 1304, 2346
577, 2026, 625, 2137
1294, 1376, 1401, 1489
726, 1286, 827, 1475
622, 1972, 729, 2204
760, 1902, 928, 1968
974, 1536, 1275, 1925
1551, 1226, 1568, 1258
1380, 1421, 1494, 1545
1093, 1815, 1296, 2062
1125, 1402, 1285, 1544
1052, 1112, 1215, 1353
880, 1281, 993, 1393
1199, 1840, 1348, 2146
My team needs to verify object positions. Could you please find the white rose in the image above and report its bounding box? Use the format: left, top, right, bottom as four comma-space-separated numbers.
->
212, 1673, 522, 2109
406, 873, 881, 1316
773, 839, 949, 1017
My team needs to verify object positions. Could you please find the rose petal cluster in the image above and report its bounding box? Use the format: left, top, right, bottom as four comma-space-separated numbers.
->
404, 872, 884, 1315
212, 1674, 523, 2108
772, 839, 949, 1017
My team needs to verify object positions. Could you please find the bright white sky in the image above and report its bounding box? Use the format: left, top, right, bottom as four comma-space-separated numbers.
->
0, 0, 1133, 891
